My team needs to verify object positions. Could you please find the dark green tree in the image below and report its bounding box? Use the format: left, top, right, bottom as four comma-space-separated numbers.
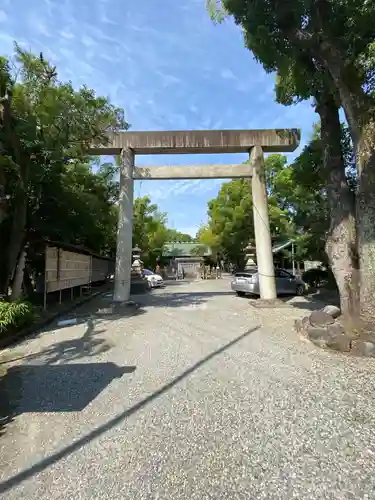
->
207, 0, 375, 322
0, 44, 126, 295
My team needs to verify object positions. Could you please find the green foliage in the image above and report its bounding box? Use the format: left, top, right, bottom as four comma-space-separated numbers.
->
206, 0, 228, 22
202, 131, 355, 264
27, 160, 120, 256
1, 37, 193, 289
206, 178, 253, 261
196, 224, 220, 255
166, 229, 193, 243
1, 43, 195, 291
202, 156, 297, 262
190, 245, 208, 257
209, 0, 375, 131
133, 196, 169, 253
0, 299, 36, 334
0, 44, 127, 293
131, 196, 194, 266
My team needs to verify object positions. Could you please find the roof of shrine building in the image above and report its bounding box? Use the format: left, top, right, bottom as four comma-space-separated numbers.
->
163, 243, 212, 257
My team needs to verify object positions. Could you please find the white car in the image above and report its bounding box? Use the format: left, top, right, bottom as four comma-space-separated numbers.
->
143, 269, 164, 289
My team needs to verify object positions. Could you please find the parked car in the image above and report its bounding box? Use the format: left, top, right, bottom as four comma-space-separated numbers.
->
231, 267, 306, 297
143, 269, 164, 289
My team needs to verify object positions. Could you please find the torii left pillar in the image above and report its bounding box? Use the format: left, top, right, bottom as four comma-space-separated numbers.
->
113, 148, 134, 302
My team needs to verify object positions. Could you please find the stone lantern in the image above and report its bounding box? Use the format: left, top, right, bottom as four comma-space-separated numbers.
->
244, 241, 257, 268
131, 246, 143, 275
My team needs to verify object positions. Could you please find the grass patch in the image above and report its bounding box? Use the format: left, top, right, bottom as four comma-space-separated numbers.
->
0, 299, 37, 336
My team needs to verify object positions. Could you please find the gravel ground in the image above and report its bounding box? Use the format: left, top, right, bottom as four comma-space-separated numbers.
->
1, 277, 375, 499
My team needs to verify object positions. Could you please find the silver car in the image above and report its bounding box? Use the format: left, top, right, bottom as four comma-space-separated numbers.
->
143, 269, 164, 289
231, 268, 306, 297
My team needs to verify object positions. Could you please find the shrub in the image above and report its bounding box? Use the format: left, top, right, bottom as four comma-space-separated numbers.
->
0, 300, 36, 334
302, 268, 329, 287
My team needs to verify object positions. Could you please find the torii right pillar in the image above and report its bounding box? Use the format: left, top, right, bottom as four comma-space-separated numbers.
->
250, 146, 277, 300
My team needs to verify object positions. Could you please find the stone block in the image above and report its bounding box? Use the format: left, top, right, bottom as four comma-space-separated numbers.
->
326, 334, 351, 352
294, 319, 302, 333
327, 322, 345, 336
309, 310, 335, 327
351, 340, 375, 357
307, 322, 352, 352
306, 326, 330, 348
295, 316, 310, 337
321, 305, 341, 319
302, 315, 310, 331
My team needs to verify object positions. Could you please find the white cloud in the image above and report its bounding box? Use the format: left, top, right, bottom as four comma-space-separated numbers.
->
27, 15, 51, 37
0, 32, 14, 52
97, 0, 117, 25
81, 34, 96, 48
59, 30, 75, 40
220, 68, 236, 80
178, 226, 201, 237
0, 10, 7, 22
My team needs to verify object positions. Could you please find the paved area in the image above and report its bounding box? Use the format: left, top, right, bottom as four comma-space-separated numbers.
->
1, 278, 375, 499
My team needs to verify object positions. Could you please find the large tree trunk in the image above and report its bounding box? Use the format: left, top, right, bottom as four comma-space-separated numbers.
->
2, 175, 29, 296
316, 37, 375, 323
355, 149, 375, 322
0, 81, 30, 297
316, 92, 360, 322
0, 167, 8, 224
10, 248, 26, 301
271, 0, 375, 322
22, 263, 34, 298
0, 171, 29, 297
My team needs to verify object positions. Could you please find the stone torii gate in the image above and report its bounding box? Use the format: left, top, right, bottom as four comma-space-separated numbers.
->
89, 128, 300, 303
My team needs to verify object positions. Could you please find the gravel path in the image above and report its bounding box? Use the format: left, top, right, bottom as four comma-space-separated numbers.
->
1, 278, 375, 499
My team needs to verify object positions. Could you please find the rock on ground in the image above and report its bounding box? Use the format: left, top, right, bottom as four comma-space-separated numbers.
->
321, 304, 341, 319
297, 306, 375, 357
1, 279, 375, 499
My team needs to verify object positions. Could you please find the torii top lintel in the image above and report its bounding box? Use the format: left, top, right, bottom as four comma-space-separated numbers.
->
89, 128, 300, 155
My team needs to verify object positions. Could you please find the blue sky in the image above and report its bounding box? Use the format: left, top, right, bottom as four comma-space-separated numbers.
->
0, 0, 318, 237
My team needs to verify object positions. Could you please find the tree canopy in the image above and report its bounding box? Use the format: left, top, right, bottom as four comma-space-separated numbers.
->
0, 44, 128, 295
207, 0, 375, 325
197, 150, 330, 264
0, 44, 192, 297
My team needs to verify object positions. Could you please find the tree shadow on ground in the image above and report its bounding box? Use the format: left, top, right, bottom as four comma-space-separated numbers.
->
0, 312, 136, 438
134, 291, 234, 310
281, 297, 325, 311
0, 285, 230, 358
160, 280, 196, 286
280, 290, 340, 311
240, 290, 339, 312
0, 325, 259, 495
0, 316, 114, 366
34, 285, 232, 337
0, 366, 14, 438
1, 286, 189, 370
1, 362, 136, 418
